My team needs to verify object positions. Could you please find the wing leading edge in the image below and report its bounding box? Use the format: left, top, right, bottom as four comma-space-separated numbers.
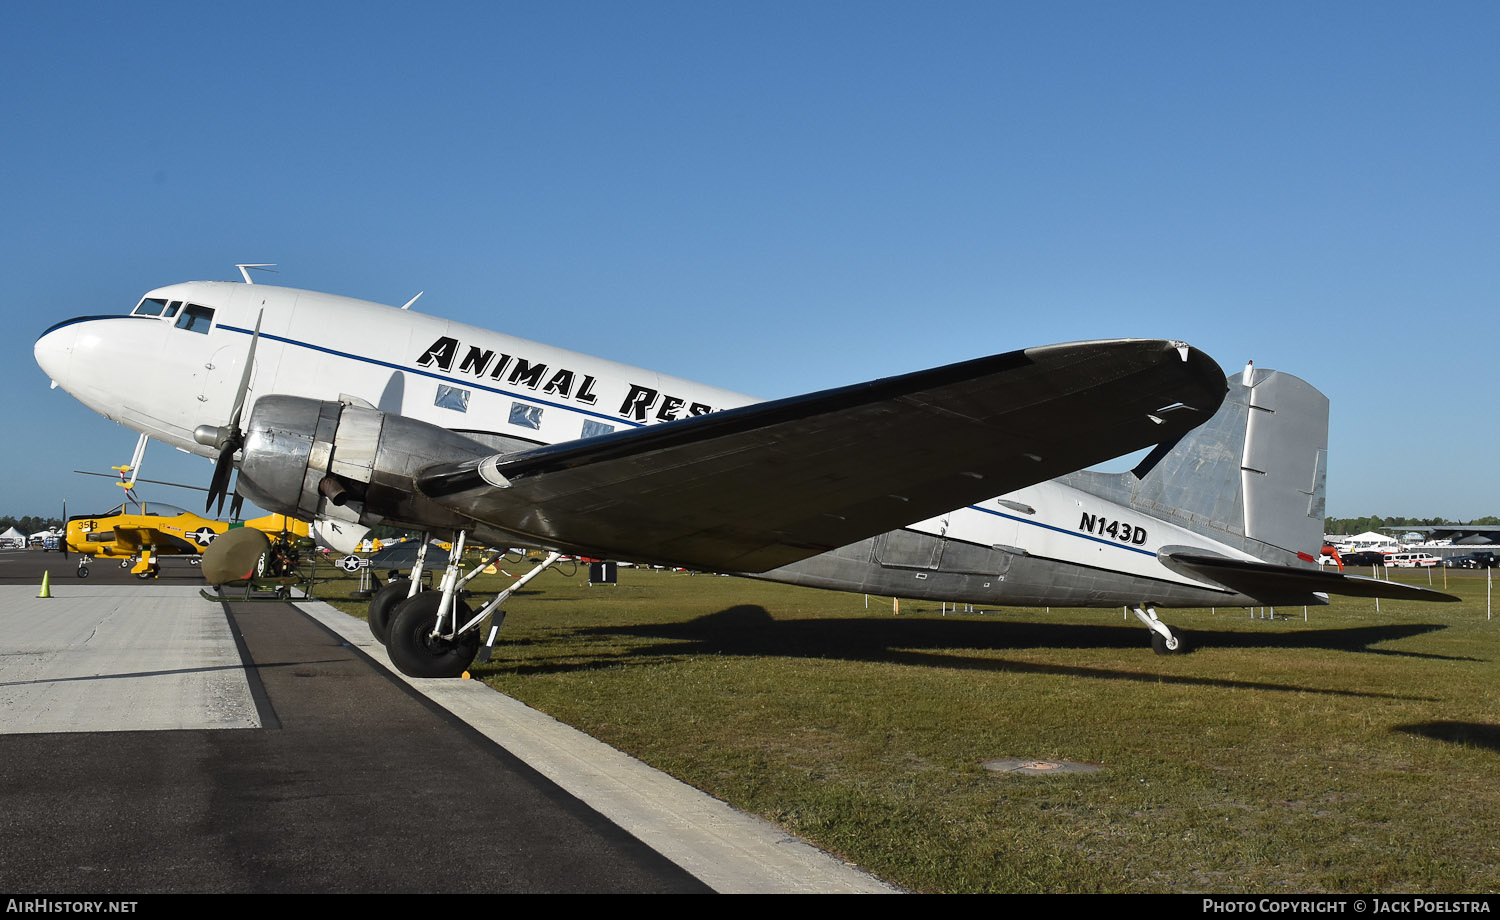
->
418, 339, 1228, 572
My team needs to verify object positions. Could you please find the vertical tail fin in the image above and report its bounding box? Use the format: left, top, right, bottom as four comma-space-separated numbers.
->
1061, 365, 1328, 564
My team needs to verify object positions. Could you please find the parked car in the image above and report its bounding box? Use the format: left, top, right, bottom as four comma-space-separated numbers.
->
1386, 552, 1441, 568
1343, 551, 1388, 567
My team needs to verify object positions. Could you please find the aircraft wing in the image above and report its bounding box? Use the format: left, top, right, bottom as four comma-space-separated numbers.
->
108, 527, 148, 551
110, 527, 197, 555
1158, 550, 1462, 604
418, 339, 1228, 572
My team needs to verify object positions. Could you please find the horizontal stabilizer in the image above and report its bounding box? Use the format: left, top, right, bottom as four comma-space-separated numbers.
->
1159, 549, 1460, 604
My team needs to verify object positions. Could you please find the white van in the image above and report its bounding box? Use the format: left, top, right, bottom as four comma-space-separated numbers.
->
1386, 552, 1441, 568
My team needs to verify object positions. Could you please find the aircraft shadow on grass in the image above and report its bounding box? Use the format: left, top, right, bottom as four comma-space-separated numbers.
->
1394, 721, 1500, 754
501, 605, 1457, 700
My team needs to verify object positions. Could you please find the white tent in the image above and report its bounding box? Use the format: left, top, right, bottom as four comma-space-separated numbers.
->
0, 526, 25, 546
1341, 531, 1399, 551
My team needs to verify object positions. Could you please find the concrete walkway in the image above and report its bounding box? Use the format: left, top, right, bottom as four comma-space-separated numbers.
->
0, 579, 897, 893
299, 597, 899, 894
0, 585, 258, 733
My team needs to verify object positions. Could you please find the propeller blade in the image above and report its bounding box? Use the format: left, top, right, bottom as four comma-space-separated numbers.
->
206, 445, 237, 515
204, 309, 262, 515
61, 500, 67, 560
73, 470, 212, 493
225, 309, 263, 436
229, 491, 244, 521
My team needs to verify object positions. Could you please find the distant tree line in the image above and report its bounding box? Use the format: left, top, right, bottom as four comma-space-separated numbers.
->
1326, 515, 1500, 534
0, 515, 64, 535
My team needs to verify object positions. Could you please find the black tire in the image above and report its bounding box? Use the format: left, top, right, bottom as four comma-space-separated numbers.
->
77, 564, 90, 579
368, 578, 413, 645
1151, 630, 1188, 655
387, 592, 479, 679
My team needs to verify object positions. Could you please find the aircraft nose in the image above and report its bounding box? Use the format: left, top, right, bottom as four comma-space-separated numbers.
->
34, 320, 80, 389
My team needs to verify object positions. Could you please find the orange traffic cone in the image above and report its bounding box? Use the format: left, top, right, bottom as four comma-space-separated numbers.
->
38, 571, 52, 598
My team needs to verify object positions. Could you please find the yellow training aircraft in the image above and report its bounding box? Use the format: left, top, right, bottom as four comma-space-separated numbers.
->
67, 500, 308, 578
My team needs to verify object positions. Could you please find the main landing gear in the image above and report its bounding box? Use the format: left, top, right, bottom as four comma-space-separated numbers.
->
126, 549, 160, 580
1132, 603, 1188, 655
369, 530, 563, 678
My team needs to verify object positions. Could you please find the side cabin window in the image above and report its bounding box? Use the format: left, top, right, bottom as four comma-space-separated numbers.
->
509, 402, 543, 430
175, 304, 215, 334
434, 385, 470, 413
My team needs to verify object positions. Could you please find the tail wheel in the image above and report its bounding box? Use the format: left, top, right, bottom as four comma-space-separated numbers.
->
387, 592, 479, 679
1151, 631, 1188, 655
367, 578, 413, 645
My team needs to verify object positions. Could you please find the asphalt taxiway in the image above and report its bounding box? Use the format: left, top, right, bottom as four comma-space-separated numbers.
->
0, 550, 894, 893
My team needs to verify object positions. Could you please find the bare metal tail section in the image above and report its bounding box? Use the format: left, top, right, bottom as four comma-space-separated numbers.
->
1065, 366, 1458, 605
1062, 365, 1327, 564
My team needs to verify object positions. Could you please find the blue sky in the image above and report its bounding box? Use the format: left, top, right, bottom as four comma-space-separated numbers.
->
3, 1, 1496, 521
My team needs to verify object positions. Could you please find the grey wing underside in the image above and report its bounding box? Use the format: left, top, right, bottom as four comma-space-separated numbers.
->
417, 339, 1228, 573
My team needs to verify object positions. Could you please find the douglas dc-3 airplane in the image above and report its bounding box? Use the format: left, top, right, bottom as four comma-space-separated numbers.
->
34, 270, 1455, 677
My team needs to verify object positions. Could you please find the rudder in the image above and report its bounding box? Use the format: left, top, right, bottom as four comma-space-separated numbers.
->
1060, 364, 1328, 564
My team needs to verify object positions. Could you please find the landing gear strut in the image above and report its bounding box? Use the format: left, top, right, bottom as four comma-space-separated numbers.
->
375, 530, 563, 678
368, 534, 431, 644
1132, 604, 1188, 655
130, 549, 158, 580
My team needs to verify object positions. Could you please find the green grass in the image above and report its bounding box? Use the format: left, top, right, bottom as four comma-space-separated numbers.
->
320, 562, 1500, 893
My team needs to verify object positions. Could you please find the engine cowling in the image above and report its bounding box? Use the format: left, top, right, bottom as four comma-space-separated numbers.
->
235, 396, 495, 534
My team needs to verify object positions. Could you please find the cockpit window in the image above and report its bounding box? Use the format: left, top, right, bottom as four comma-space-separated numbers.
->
140, 502, 189, 517
133, 298, 168, 316
164, 301, 181, 318
175, 304, 215, 334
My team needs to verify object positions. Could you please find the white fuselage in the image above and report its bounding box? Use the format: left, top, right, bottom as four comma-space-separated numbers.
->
36, 280, 1256, 606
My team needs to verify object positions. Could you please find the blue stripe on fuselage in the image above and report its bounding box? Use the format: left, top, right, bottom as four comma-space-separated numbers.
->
967, 503, 1160, 558
219, 324, 644, 429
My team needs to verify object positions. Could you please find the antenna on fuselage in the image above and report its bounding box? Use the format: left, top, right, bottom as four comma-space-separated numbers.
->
400, 291, 424, 310
236, 264, 278, 284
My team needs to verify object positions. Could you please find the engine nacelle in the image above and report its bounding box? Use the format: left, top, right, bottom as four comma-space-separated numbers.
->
236, 396, 495, 534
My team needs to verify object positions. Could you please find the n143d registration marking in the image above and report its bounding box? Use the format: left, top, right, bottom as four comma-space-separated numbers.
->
1079, 513, 1148, 545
